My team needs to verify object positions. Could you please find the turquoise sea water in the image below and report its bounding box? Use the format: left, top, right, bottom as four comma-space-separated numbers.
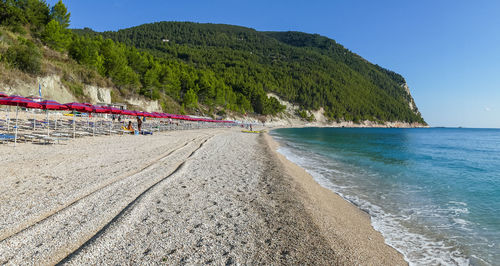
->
270, 128, 500, 265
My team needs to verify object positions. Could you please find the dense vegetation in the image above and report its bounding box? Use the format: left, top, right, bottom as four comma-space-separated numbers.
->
1, 0, 425, 123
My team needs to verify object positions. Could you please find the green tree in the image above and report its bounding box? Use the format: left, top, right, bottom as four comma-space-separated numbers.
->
50, 0, 70, 28
183, 88, 198, 109
19, 0, 51, 32
41, 19, 71, 51
0, 0, 27, 27
66, 21, 426, 122
69, 36, 105, 75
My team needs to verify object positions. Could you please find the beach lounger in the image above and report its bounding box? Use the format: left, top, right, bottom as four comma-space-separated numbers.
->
0, 133, 15, 143
29, 133, 57, 144
51, 132, 72, 138
121, 126, 134, 135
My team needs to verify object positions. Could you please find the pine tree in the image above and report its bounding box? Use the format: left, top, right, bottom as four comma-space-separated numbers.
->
51, 0, 70, 28
41, 19, 71, 51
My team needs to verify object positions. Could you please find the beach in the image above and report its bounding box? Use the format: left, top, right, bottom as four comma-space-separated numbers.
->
0, 127, 406, 265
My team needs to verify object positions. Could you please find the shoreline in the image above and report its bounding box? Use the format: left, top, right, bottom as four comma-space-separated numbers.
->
262, 131, 408, 265
0, 127, 406, 264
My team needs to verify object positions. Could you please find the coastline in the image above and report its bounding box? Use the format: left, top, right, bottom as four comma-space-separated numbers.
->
0, 127, 406, 264
263, 132, 407, 265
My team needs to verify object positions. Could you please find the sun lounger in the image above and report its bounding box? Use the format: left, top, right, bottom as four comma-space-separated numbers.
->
51, 132, 71, 138
28, 133, 57, 144
121, 126, 134, 135
0, 133, 15, 143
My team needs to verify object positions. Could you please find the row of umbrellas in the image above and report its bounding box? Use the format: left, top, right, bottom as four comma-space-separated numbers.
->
0, 94, 234, 123
0, 93, 234, 146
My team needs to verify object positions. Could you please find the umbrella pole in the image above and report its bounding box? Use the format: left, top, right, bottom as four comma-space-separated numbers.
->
14, 104, 18, 147
33, 109, 36, 131
6, 106, 9, 131
92, 113, 95, 137
73, 111, 76, 139
46, 110, 50, 137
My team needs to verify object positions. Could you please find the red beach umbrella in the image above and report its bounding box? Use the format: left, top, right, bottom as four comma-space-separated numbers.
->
121, 110, 136, 116
39, 100, 65, 110
89, 105, 108, 136
0, 95, 42, 109
91, 105, 108, 113
0, 95, 23, 106
38, 100, 66, 137
151, 112, 163, 118
0, 96, 42, 146
108, 107, 123, 115
0, 92, 8, 97
64, 102, 92, 113
64, 102, 92, 139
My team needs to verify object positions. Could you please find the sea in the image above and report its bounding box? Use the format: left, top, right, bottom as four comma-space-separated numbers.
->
270, 127, 500, 266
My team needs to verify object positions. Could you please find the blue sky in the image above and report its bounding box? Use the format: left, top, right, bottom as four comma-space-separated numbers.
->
48, 0, 500, 127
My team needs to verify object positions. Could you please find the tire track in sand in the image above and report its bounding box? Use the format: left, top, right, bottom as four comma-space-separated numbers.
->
0, 138, 195, 243
56, 135, 213, 265
0, 134, 213, 265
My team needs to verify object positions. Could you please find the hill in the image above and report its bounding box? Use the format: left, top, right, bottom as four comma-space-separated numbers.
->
76, 22, 425, 123
1, 1, 425, 124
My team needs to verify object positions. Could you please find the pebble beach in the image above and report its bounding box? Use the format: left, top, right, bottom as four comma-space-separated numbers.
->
0, 127, 406, 265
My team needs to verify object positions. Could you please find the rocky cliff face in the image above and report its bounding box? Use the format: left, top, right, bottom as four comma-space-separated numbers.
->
401, 82, 423, 118
245, 93, 428, 128
2, 74, 425, 128
1, 75, 76, 103
84, 85, 112, 104
1, 75, 162, 112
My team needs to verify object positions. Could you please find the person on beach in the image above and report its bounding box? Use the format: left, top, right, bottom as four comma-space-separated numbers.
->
127, 121, 134, 133
136, 116, 142, 132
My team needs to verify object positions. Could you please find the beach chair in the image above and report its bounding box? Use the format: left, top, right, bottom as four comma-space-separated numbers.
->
0, 133, 15, 144
121, 126, 134, 135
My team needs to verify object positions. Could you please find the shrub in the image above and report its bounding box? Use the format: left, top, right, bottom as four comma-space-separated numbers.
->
4, 38, 41, 74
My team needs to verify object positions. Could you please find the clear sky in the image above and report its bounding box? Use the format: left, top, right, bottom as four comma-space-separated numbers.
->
48, 0, 500, 128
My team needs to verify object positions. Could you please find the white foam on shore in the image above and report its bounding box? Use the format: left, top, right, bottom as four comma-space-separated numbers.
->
275, 144, 471, 266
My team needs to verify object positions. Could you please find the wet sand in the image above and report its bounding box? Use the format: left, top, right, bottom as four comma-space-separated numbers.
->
0, 127, 406, 265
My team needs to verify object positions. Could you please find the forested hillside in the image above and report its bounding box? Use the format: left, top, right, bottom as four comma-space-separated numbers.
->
1, 0, 425, 124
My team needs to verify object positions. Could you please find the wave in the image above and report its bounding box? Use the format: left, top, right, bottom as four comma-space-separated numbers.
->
276, 145, 471, 266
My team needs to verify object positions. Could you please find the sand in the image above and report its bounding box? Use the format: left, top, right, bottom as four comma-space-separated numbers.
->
0, 127, 406, 265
